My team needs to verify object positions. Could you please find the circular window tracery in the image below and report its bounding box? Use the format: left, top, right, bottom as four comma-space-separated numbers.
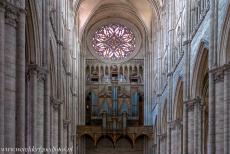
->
92, 23, 136, 61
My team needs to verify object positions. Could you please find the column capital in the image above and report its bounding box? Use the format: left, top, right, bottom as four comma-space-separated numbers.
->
50, 97, 63, 110
0, 0, 5, 12
169, 119, 183, 130
209, 65, 230, 83
214, 70, 224, 83
5, 3, 17, 27
57, 39, 64, 46
66, 71, 72, 76
209, 64, 230, 73
63, 119, 71, 128
184, 97, 201, 112
158, 133, 167, 141
27, 64, 48, 81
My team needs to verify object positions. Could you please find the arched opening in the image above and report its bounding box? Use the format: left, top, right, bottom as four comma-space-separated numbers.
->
192, 43, 209, 154
116, 136, 133, 150
172, 79, 183, 154
96, 135, 114, 148
219, 3, 230, 65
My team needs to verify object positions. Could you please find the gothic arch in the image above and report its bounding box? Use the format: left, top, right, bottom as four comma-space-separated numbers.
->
25, 0, 41, 65
218, 1, 230, 66
191, 40, 209, 154
173, 78, 183, 121
191, 40, 209, 98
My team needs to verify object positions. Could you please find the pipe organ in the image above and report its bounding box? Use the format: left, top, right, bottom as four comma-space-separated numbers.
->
85, 59, 144, 131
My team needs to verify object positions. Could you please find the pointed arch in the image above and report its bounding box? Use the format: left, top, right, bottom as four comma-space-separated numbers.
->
25, 0, 41, 65
191, 40, 209, 98
191, 40, 209, 154
173, 78, 183, 121
218, 1, 230, 65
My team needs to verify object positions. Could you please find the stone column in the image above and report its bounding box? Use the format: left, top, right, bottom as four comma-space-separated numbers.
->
37, 71, 46, 148
208, 0, 218, 153
193, 98, 201, 154
0, 1, 5, 151
42, 0, 50, 150
183, 0, 192, 153
4, 3, 17, 150
167, 0, 175, 152
214, 71, 224, 153
63, 120, 70, 154
16, 4, 26, 152
224, 65, 230, 154
208, 72, 216, 154
186, 100, 194, 154
72, 92, 77, 154
28, 66, 38, 147
51, 98, 62, 154
27, 65, 47, 148
44, 73, 51, 152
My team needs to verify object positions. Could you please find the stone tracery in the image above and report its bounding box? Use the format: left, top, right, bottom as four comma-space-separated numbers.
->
92, 23, 136, 61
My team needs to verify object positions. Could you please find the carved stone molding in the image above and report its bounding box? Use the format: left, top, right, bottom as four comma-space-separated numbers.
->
14, 0, 25, 9
209, 64, 230, 83
214, 70, 224, 83
169, 119, 183, 130
158, 133, 167, 141
70, 87, 78, 97
63, 119, 71, 128
27, 64, 48, 82
76, 125, 154, 145
50, 97, 63, 110
185, 97, 201, 112
57, 39, 64, 46
66, 72, 72, 76
0, 1, 5, 12
5, 3, 17, 27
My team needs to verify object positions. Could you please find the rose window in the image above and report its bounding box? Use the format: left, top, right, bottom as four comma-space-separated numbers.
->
92, 24, 136, 61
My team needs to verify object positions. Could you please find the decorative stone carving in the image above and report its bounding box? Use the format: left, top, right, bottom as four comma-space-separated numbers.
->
0, 1, 5, 12
214, 70, 224, 83
63, 119, 71, 128
50, 97, 63, 110
14, 0, 25, 9
185, 97, 201, 112
5, 3, 17, 27
76, 125, 153, 145
159, 133, 167, 141
209, 64, 230, 83
27, 64, 48, 82
169, 119, 183, 130
57, 39, 64, 46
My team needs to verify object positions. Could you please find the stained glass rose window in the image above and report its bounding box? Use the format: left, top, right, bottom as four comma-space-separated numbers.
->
92, 23, 136, 61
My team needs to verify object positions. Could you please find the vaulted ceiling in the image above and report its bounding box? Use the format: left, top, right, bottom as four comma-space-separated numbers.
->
76, 0, 161, 34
